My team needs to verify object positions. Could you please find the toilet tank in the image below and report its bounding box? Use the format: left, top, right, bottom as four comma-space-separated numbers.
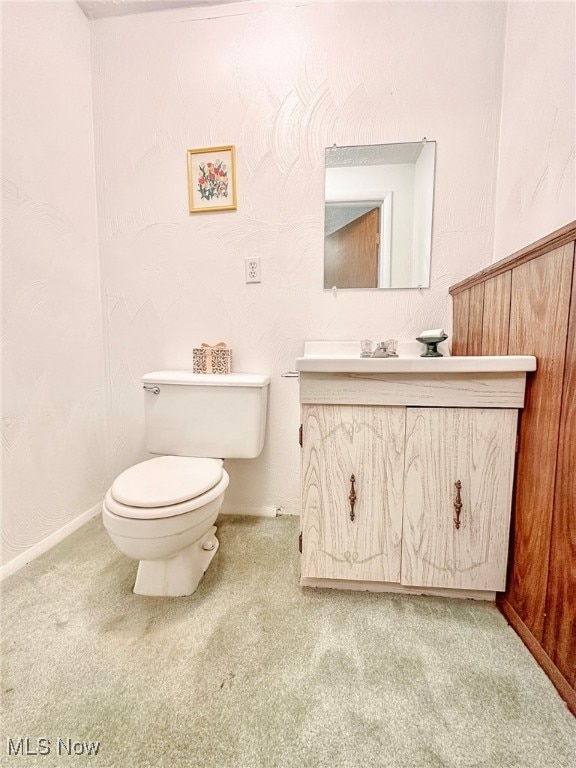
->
141, 371, 270, 459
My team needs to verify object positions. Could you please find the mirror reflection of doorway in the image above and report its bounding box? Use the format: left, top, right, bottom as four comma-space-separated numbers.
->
324, 198, 392, 289
324, 206, 380, 288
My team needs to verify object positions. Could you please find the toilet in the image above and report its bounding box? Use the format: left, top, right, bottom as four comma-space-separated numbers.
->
102, 371, 270, 597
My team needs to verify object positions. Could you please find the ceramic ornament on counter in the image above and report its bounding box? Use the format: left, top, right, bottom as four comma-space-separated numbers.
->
416, 329, 448, 357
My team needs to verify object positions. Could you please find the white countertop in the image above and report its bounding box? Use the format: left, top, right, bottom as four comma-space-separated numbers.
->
295, 342, 537, 374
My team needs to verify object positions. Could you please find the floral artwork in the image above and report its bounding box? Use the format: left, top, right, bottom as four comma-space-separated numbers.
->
198, 159, 229, 202
187, 146, 237, 212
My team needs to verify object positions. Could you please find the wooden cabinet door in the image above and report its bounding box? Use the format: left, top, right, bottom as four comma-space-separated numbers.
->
402, 407, 517, 591
301, 404, 405, 582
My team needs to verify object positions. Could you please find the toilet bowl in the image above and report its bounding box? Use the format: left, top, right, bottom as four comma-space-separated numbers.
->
102, 370, 269, 597
102, 456, 230, 597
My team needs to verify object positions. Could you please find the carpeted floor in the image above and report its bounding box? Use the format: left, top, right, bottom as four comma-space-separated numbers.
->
1, 514, 575, 768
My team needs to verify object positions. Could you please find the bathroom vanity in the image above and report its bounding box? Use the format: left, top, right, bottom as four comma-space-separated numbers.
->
296, 343, 536, 600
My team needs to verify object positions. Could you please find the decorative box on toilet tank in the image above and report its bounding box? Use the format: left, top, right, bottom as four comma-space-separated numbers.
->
193, 343, 232, 375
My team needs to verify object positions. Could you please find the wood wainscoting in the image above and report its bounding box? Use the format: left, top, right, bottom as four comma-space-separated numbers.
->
449, 221, 576, 716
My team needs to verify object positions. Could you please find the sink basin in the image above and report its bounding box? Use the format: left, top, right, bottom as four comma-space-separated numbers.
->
296, 341, 537, 374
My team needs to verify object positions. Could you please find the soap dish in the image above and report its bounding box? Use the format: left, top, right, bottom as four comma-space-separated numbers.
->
416, 333, 448, 358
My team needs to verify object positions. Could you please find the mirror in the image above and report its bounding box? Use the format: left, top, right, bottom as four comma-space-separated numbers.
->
324, 140, 436, 290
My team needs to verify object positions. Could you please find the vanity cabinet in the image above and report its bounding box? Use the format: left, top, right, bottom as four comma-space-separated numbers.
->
301, 404, 405, 583
401, 407, 517, 592
298, 366, 531, 599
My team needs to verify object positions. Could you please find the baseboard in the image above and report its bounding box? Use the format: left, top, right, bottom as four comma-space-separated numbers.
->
218, 503, 278, 518
301, 577, 496, 601
498, 598, 576, 717
0, 502, 102, 582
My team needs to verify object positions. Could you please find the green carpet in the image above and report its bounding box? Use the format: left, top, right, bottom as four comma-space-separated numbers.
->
1, 515, 575, 767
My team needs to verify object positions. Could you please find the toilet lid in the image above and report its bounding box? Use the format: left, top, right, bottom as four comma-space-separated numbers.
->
111, 456, 224, 508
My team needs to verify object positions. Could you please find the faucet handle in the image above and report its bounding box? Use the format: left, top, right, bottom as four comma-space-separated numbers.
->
360, 339, 374, 358
386, 339, 398, 357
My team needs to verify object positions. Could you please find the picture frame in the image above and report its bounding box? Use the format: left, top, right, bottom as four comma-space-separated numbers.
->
187, 145, 237, 213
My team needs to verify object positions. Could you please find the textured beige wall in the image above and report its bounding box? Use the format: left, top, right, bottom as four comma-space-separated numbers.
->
1, 0, 108, 567
90, 1, 507, 516
493, 2, 576, 261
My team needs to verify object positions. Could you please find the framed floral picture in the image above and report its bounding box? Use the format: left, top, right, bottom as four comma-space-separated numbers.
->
187, 145, 237, 213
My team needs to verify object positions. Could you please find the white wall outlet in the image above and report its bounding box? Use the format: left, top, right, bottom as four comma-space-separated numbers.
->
245, 257, 261, 283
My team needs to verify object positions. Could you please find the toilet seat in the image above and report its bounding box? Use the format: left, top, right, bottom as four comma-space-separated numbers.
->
108, 456, 226, 520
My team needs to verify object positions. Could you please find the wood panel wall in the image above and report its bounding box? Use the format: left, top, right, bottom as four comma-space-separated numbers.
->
449, 221, 576, 716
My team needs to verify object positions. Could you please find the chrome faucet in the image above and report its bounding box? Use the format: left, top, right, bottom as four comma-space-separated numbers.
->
372, 341, 388, 358
372, 339, 398, 358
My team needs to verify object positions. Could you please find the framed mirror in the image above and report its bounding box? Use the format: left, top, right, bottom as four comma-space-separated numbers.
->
324, 140, 436, 290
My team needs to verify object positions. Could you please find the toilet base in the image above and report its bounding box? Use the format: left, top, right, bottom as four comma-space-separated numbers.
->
133, 526, 219, 597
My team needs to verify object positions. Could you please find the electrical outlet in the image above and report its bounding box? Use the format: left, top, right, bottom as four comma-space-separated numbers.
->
245, 257, 261, 283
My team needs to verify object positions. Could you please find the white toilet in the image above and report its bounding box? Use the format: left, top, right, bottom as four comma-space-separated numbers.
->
102, 371, 270, 597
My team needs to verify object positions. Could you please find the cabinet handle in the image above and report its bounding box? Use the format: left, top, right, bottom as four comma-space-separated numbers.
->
453, 480, 462, 530
349, 474, 357, 522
